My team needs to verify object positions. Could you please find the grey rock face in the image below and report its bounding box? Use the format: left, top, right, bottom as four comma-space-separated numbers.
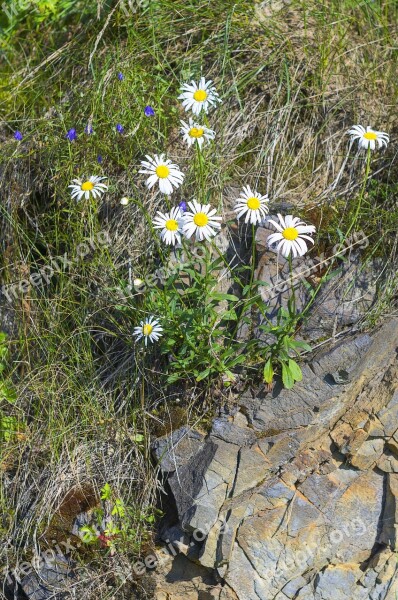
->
152, 426, 206, 473
254, 225, 379, 343
20, 555, 76, 600
300, 255, 380, 341
153, 319, 398, 600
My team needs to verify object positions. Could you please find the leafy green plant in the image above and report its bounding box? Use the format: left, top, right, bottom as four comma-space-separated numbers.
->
118, 247, 249, 384
0, 415, 20, 442
120, 237, 314, 390
0, 332, 19, 442
259, 306, 311, 390
79, 483, 159, 554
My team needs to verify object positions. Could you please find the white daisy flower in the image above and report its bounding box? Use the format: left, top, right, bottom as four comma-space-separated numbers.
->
234, 185, 270, 225
153, 206, 184, 246
120, 197, 130, 205
180, 118, 215, 149
133, 316, 163, 346
182, 200, 222, 242
178, 77, 220, 115
139, 154, 184, 195
267, 214, 316, 258
347, 125, 389, 151
69, 176, 108, 201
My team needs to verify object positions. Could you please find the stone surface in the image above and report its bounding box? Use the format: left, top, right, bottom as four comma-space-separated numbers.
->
153, 318, 398, 600
253, 228, 379, 343
20, 555, 76, 600
349, 438, 384, 470
300, 255, 380, 341
152, 426, 205, 473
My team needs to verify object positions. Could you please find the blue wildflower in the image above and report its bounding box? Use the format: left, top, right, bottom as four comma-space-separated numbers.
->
14, 130, 23, 141
144, 105, 155, 117
66, 128, 77, 142
97, 155, 103, 164
85, 124, 94, 135
179, 201, 187, 213
118, 72, 124, 81
116, 124, 124, 134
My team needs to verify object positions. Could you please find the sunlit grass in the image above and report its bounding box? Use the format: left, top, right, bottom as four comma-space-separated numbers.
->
0, 0, 397, 596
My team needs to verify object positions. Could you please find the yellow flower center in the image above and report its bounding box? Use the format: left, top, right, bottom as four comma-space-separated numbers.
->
363, 131, 377, 140
81, 181, 94, 191
247, 197, 261, 210
283, 227, 299, 241
156, 165, 170, 179
193, 213, 209, 227
143, 324, 153, 336
193, 89, 207, 102
189, 127, 205, 138
165, 219, 179, 231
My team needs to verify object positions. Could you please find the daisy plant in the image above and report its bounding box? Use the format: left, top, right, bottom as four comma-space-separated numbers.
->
178, 76, 220, 115
252, 214, 316, 388
182, 200, 222, 242
267, 214, 316, 258
346, 124, 389, 238
153, 207, 184, 246
69, 176, 108, 201
180, 118, 215, 149
234, 186, 270, 225
133, 316, 163, 346
139, 154, 184, 195
347, 125, 389, 151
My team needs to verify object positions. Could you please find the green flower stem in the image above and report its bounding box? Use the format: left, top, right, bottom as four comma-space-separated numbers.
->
196, 142, 205, 202
288, 253, 297, 316
249, 224, 256, 292
302, 147, 372, 319
346, 146, 371, 239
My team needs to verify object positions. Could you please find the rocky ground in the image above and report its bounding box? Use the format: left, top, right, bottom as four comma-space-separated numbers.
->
152, 315, 398, 599
3, 227, 397, 600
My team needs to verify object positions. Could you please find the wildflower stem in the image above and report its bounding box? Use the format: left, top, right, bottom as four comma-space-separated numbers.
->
196, 143, 204, 202
249, 224, 256, 292
302, 148, 372, 321
288, 254, 296, 316
346, 146, 371, 239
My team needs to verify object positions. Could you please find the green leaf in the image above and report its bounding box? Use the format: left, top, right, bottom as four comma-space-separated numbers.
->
221, 310, 238, 321
288, 359, 303, 382
79, 525, 97, 544
196, 368, 211, 382
0, 415, 19, 441
167, 373, 181, 384
229, 354, 246, 367
0, 382, 17, 403
263, 359, 274, 384
209, 292, 239, 302
100, 483, 112, 500
282, 363, 294, 389
289, 339, 312, 353
111, 499, 126, 518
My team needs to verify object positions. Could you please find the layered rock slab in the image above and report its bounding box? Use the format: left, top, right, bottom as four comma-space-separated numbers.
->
153, 318, 398, 600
